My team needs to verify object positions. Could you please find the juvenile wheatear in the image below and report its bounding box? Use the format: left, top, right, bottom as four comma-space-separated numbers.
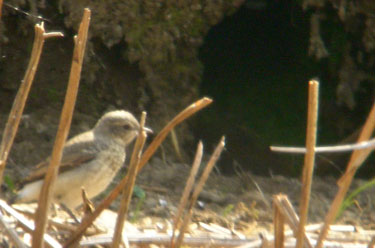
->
15, 110, 151, 209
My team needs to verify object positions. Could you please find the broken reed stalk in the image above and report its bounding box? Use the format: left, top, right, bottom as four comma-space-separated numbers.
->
170, 141, 203, 248
368, 236, 375, 248
32, 9, 90, 248
273, 195, 312, 248
112, 112, 148, 248
0, 0, 2, 19
139, 97, 212, 170
296, 80, 319, 248
0, 24, 63, 188
316, 101, 375, 248
270, 138, 375, 153
174, 136, 225, 248
0, 200, 61, 248
0, 212, 27, 248
81, 234, 258, 247
171, 128, 183, 161
64, 97, 213, 247
273, 196, 285, 248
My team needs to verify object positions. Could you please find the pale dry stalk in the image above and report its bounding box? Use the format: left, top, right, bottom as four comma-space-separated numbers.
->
316, 101, 375, 248
273, 195, 312, 248
270, 138, 375, 153
32, 9, 90, 248
0, 23, 63, 188
273, 196, 285, 248
170, 141, 203, 248
296, 80, 319, 248
174, 137, 225, 248
112, 112, 147, 248
0, 0, 3, 19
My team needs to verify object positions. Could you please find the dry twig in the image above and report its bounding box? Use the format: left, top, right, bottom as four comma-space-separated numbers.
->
0, 200, 61, 248
273, 194, 312, 248
0, 212, 27, 248
368, 236, 375, 248
273, 196, 284, 248
32, 9, 90, 248
112, 112, 148, 248
174, 137, 225, 248
139, 97, 212, 170
171, 141, 203, 247
316, 101, 375, 248
296, 80, 318, 248
0, 0, 3, 19
81, 233, 256, 247
270, 138, 375, 153
0, 23, 63, 188
64, 97, 212, 247
78, 222, 375, 248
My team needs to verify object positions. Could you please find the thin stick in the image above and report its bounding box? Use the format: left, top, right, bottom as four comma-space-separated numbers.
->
368, 236, 375, 248
32, 9, 90, 248
79, 224, 375, 247
0, 200, 61, 248
270, 138, 375, 153
174, 136, 225, 248
43, 32, 65, 39
0, 24, 63, 188
81, 233, 257, 247
296, 80, 319, 248
139, 97, 212, 170
0, 212, 27, 248
64, 97, 212, 247
0, 0, 3, 20
316, 101, 375, 248
171, 141, 203, 248
273, 195, 312, 248
273, 196, 285, 248
112, 112, 147, 248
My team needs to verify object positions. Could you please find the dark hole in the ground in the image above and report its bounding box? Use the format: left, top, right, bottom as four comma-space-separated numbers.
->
195, 2, 375, 177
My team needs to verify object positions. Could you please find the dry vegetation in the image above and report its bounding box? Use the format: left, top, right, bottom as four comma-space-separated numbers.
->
0, 6, 375, 248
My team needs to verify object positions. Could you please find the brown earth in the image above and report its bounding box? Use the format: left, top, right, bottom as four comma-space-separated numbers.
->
1, 103, 374, 237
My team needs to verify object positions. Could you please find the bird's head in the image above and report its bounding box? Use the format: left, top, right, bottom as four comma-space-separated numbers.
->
94, 110, 151, 146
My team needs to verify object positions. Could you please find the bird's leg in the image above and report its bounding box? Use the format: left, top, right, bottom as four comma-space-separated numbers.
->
59, 203, 80, 224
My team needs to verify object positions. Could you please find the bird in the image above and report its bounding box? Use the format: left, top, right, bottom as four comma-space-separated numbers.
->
14, 110, 151, 209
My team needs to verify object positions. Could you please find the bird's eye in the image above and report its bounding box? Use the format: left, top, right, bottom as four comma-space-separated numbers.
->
123, 124, 131, 130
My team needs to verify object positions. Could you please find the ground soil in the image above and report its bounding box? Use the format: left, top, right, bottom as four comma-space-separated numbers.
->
134, 157, 375, 235
2, 104, 374, 236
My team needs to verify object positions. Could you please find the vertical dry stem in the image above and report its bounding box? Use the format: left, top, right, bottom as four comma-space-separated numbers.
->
296, 80, 319, 248
0, 200, 61, 248
273, 196, 285, 248
32, 9, 90, 248
0, 23, 63, 188
273, 195, 312, 248
368, 236, 375, 248
139, 97, 212, 170
0, 213, 27, 248
112, 112, 147, 248
171, 141, 203, 248
64, 97, 212, 247
174, 137, 225, 248
316, 101, 375, 248
0, 0, 3, 19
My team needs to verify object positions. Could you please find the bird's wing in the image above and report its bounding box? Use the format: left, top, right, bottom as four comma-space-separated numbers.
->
21, 132, 103, 184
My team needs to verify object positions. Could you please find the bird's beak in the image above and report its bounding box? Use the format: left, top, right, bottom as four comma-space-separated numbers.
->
143, 127, 153, 134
